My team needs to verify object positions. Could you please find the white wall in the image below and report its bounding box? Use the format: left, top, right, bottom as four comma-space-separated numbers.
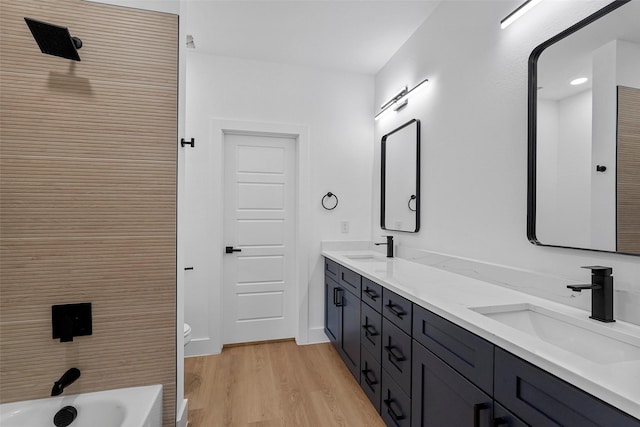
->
536, 91, 592, 248
374, 0, 640, 325
184, 52, 374, 354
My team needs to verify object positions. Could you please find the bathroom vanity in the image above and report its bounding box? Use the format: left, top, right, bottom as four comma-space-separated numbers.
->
323, 250, 640, 426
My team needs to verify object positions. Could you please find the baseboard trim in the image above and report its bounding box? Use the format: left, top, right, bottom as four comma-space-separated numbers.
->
305, 327, 330, 345
176, 398, 188, 427
185, 338, 221, 357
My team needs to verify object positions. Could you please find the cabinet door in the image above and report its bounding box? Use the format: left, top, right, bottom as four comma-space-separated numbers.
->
325, 257, 340, 282
361, 348, 382, 413
361, 301, 383, 361
413, 304, 494, 395
340, 265, 362, 296
362, 278, 383, 312
340, 285, 361, 380
382, 318, 412, 397
325, 277, 342, 347
382, 288, 412, 334
495, 348, 640, 427
382, 368, 411, 427
412, 341, 493, 427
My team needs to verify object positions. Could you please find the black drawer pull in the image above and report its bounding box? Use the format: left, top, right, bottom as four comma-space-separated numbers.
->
333, 288, 344, 307
384, 345, 406, 362
473, 403, 489, 427
493, 417, 508, 427
383, 398, 406, 421
363, 288, 379, 300
361, 368, 378, 388
361, 324, 379, 336
385, 302, 406, 319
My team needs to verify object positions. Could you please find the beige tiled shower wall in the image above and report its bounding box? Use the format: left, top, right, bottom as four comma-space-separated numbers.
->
0, 1, 177, 425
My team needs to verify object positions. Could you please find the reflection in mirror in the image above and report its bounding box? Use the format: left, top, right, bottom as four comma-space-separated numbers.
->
529, 0, 640, 255
381, 119, 420, 232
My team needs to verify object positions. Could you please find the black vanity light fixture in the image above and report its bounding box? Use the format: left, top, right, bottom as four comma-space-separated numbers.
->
500, 0, 542, 29
24, 17, 83, 61
374, 78, 429, 121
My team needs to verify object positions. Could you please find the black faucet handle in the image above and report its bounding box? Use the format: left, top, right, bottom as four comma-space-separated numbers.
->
581, 266, 612, 277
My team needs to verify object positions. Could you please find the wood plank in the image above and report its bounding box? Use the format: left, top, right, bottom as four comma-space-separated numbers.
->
617, 86, 640, 254
184, 341, 386, 427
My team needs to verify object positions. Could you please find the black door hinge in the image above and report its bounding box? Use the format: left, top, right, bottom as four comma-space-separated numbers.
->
181, 138, 195, 148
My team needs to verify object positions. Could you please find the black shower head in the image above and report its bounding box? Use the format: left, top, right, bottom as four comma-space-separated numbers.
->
24, 17, 82, 61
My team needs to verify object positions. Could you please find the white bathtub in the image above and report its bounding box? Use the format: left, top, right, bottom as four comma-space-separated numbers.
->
0, 384, 162, 427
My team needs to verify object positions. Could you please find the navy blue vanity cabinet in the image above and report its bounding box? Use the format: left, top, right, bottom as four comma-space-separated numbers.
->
361, 347, 382, 413
412, 304, 494, 395
382, 367, 412, 427
325, 276, 342, 347
382, 288, 413, 334
324, 261, 361, 381
340, 265, 362, 296
362, 278, 383, 312
494, 348, 640, 427
340, 286, 361, 381
412, 341, 493, 427
382, 317, 412, 397
325, 257, 340, 282
361, 300, 383, 360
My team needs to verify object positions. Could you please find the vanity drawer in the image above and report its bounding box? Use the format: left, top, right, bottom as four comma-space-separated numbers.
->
361, 278, 383, 312
381, 368, 411, 427
382, 317, 412, 397
494, 348, 640, 427
360, 348, 382, 413
325, 257, 339, 282
361, 301, 382, 361
412, 304, 493, 395
382, 288, 412, 334
339, 266, 361, 296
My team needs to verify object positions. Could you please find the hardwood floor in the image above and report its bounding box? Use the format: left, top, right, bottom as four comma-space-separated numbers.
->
184, 341, 386, 426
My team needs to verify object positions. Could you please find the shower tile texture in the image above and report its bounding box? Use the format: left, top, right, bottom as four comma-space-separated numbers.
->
0, 1, 177, 425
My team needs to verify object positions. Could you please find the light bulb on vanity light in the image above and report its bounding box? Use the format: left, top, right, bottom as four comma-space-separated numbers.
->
501, 0, 543, 29
375, 78, 429, 121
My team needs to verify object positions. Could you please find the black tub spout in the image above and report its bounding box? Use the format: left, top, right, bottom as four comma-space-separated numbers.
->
51, 368, 80, 396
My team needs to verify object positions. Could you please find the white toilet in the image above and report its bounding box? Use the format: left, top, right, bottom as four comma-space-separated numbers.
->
183, 323, 192, 346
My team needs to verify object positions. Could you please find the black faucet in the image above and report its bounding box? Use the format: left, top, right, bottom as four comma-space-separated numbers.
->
51, 368, 81, 396
567, 266, 615, 323
375, 235, 394, 258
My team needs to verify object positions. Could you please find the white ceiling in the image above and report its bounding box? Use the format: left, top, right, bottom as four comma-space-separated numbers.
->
184, 0, 442, 75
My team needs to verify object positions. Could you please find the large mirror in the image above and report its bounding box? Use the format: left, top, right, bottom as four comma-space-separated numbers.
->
381, 119, 420, 232
528, 0, 640, 256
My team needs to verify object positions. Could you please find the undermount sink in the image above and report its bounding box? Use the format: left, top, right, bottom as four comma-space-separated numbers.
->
471, 303, 640, 364
344, 254, 385, 262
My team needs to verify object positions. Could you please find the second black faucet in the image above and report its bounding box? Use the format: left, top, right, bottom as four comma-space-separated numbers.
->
375, 235, 394, 258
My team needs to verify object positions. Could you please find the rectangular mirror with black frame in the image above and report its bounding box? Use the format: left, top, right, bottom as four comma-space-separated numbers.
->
528, 0, 640, 256
381, 119, 420, 233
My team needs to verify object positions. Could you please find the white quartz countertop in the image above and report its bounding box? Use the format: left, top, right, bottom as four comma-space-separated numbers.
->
322, 249, 640, 419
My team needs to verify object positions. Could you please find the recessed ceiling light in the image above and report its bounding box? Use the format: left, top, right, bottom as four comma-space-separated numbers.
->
570, 77, 588, 86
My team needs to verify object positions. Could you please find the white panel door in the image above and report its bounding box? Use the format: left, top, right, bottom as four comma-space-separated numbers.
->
223, 133, 296, 344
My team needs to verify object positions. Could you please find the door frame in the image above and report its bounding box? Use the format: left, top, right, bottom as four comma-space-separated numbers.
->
211, 119, 310, 353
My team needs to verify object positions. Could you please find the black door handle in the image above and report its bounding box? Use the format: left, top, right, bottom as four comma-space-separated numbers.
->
333, 288, 344, 307
385, 302, 406, 319
225, 246, 241, 254
473, 403, 490, 427
383, 398, 405, 421
361, 324, 379, 336
363, 288, 379, 300
384, 345, 406, 362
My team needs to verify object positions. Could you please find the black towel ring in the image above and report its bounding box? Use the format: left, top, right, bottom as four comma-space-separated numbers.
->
322, 192, 339, 210
408, 195, 417, 212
